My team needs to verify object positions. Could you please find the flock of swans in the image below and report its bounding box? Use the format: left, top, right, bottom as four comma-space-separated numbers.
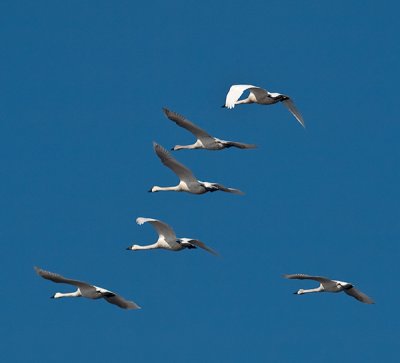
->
35, 84, 374, 308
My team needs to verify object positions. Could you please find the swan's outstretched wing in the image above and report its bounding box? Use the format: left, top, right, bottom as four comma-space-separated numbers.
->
189, 239, 218, 256
153, 142, 197, 183
282, 98, 305, 127
224, 84, 257, 108
34, 266, 93, 290
212, 183, 244, 195
163, 108, 214, 141
104, 294, 141, 309
344, 287, 374, 304
223, 141, 257, 149
283, 274, 333, 284
136, 217, 177, 240
247, 86, 271, 100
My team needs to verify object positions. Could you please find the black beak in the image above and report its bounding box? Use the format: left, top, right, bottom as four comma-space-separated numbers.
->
148, 188, 152, 192
293, 292, 298, 295
170, 147, 174, 151
50, 295, 55, 299
126, 246, 132, 250
221, 105, 226, 108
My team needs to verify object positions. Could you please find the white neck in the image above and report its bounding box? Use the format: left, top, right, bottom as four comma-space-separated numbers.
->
173, 144, 198, 150
131, 243, 159, 251
151, 185, 182, 192
298, 286, 324, 294
174, 139, 204, 150
53, 290, 81, 299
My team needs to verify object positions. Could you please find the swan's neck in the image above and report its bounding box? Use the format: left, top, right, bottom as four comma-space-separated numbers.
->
53, 290, 82, 299
151, 185, 182, 192
173, 140, 203, 150
298, 286, 324, 294
173, 144, 197, 150
131, 243, 159, 251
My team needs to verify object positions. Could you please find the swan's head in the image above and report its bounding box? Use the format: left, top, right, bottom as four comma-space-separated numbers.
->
148, 186, 159, 193
294, 289, 305, 295
126, 244, 139, 251
51, 292, 63, 299
171, 145, 183, 151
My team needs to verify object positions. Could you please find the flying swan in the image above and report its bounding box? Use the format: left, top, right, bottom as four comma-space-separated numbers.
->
127, 217, 217, 255
149, 142, 244, 194
163, 108, 256, 151
34, 266, 141, 309
223, 84, 305, 127
283, 273, 374, 304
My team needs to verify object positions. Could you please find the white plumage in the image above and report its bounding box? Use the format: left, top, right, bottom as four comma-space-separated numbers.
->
34, 266, 141, 309
127, 217, 217, 255
223, 84, 305, 127
149, 142, 244, 195
283, 274, 374, 304
163, 108, 256, 151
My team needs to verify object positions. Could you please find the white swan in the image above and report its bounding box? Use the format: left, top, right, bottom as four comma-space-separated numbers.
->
127, 217, 217, 255
149, 142, 244, 195
34, 266, 141, 309
283, 274, 374, 304
223, 84, 305, 127
163, 108, 256, 151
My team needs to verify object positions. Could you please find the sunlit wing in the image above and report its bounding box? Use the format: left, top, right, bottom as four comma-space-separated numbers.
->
225, 84, 256, 108
136, 217, 177, 240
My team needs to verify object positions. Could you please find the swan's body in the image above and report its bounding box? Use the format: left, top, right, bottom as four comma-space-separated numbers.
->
34, 266, 140, 309
127, 217, 217, 255
163, 108, 256, 151
223, 84, 305, 127
283, 274, 374, 304
150, 142, 243, 195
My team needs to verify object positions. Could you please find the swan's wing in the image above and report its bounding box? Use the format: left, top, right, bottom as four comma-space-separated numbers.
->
162, 108, 214, 141
282, 98, 305, 127
34, 266, 93, 290
136, 217, 177, 240
344, 287, 374, 304
225, 84, 257, 108
104, 293, 141, 309
247, 87, 271, 100
224, 141, 257, 149
153, 142, 197, 183
213, 183, 244, 195
189, 239, 218, 256
283, 274, 333, 284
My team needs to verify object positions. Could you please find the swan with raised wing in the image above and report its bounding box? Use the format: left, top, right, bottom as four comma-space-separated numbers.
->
223, 84, 305, 127
127, 217, 217, 256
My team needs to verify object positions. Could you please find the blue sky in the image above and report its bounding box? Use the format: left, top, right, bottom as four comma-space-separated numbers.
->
1, 1, 399, 362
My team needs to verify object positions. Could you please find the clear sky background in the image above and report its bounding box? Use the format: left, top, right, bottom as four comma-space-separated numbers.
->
1, 1, 399, 362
